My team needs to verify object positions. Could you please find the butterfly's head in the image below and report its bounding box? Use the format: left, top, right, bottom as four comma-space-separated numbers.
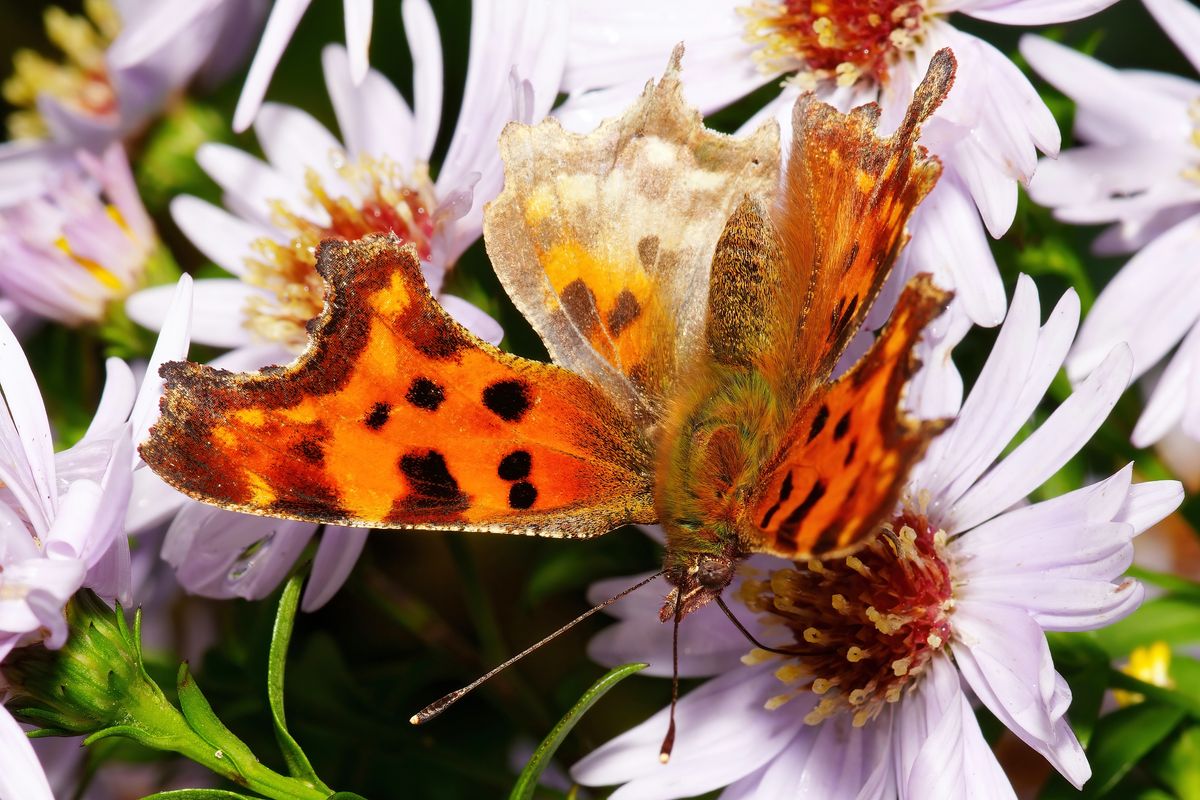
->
660, 548, 739, 622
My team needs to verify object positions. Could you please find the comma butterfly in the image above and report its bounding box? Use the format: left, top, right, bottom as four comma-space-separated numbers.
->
141, 46, 957, 749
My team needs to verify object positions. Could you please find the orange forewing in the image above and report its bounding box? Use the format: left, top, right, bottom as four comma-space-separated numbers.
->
770, 50, 954, 390
747, 274, 950, 559
141, 235, 656, 537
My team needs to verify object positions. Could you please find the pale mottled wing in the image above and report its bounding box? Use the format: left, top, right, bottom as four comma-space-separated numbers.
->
770, 50, 955, 391
140, 235, 656, 538
484, 46, 780, 423
747, 275, 950, 559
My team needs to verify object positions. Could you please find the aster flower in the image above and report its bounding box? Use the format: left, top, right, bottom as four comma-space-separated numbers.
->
0, 143, 160, 327
124, 0, 565, 611
0, 0, 263, 202
0, 276, 192, 800
1021, 1, 1200, 448
571, 277, 1183, 798
557, 1, 1122, 327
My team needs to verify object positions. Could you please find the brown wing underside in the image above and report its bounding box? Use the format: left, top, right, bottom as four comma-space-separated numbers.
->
747, 274, 951, 559
484, 45, 779, 424
140, 235, 656, 538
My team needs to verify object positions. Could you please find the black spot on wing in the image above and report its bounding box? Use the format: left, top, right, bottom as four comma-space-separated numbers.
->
776, 481, 827, 548
759, 470, 794, 529
807, 404, 830, 443
364, 402, 391, 430
405, 376, 445, 411
833, 411, 852, 442
508, 481, 538, 509
483, 379, 531, 422
291, 438, 324, 465
498, 450, 532, 481
399, 450, 461, 503
844, 439, 858, 467
814, 522, 842, 553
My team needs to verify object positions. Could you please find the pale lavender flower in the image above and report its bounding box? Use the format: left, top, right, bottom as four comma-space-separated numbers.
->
125, 0, 565, 612
1022, 0, 1200, 448
0, 276, 192, 800
572, 276, 1183, 799
0, 0, 265, 204
557, 1, 1121, 327
0, 143, 156, 326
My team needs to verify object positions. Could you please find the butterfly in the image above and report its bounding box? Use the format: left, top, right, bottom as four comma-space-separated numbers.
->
142, 46, 956, 740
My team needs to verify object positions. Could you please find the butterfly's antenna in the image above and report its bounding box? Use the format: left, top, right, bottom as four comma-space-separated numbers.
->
659, 594, 682, 764
714, 595, 805, 657
411, 570, 663, 725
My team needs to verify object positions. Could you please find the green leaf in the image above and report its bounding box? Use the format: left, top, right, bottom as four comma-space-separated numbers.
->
325, 794, 370, 799
1093, 596, 1200, 656
175, 663, 259, 774
1145, 723, 1200, 800
1082, 702, 1186, 797
510, 663, 648, 800
139, 791, 262, 800
268, 573, 330, 792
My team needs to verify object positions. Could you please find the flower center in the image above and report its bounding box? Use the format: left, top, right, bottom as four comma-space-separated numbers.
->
738, 508, 953, 726
742, 1, 925, 88
244, 155, 438, 348
2, 0, 120, 140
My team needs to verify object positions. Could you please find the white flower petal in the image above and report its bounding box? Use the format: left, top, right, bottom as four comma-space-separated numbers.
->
948, 344, 1131, 533
254, 103, 348, 192
571, 665, 801, 800
957, 0, 1119, 25
921, 277, 1076, 513
78, 358, 136, 444
0, 314, 56, 534
302, 525, 369, 611
163, 502, 316, 601
1020, 35, 1186, 146
1070, 215, 1200, 384
1133, 320, 1200, 446
0, 707, 54, 800
343, 0, 374, 84
129, 275, 193, 455
403, 0, 443, 162
1144, 0, 1200, 74
952, 602, 1090, 788
196, 143, 303, 228
321, 46, 415, 166
170, 195, 274, 278
438, 295, 504, 346
1115, 479, 1184, 535
125, 466, 186, 534
905, 170, 1006, 327
233, 0, 314, 132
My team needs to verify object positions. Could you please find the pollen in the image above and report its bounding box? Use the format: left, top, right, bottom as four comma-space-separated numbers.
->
244, 156, 438, 348
742, 0, 926, 88
3, 0, 119, 140
747, 507, 955, 726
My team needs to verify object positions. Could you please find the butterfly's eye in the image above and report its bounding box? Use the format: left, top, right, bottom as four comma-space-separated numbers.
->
696, 556, 733, 590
